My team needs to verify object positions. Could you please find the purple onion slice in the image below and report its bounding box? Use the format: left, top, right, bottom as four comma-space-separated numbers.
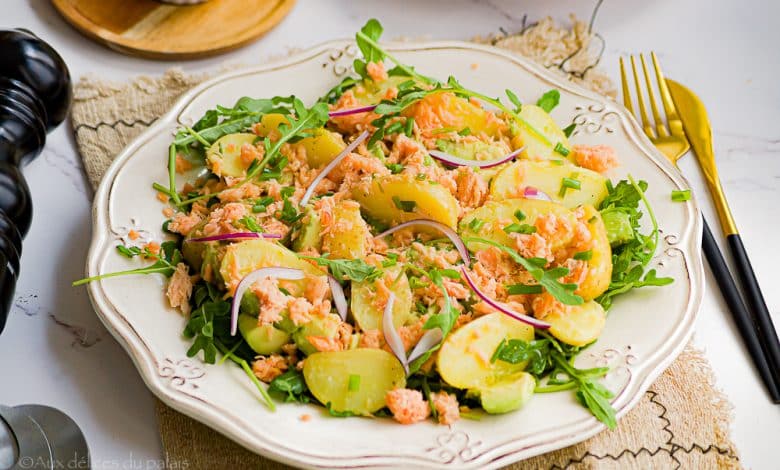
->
230, 267, 305, 336
299, 130, 369, 207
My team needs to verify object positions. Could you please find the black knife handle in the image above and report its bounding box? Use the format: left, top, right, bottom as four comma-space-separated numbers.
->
726, 233, 780, 382
703, 220, 780, 402
0, 29, 71, 335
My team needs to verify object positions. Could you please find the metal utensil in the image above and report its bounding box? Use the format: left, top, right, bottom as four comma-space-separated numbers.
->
15, 405, 89, 470
619, 53, 780, 402
0, 405, 53, 470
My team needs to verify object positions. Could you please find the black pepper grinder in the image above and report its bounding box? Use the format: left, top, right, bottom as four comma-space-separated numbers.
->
0, 29, 72, 334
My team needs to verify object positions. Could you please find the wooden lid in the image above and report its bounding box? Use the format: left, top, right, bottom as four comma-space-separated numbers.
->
52, 0, 296, 60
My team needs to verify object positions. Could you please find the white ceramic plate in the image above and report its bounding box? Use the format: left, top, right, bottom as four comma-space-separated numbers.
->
85, 40, 704, 469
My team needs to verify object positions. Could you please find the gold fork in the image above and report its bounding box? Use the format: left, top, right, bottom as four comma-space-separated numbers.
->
620, 53, 780, 402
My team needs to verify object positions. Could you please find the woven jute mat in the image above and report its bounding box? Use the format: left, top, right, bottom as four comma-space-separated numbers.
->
70, 17, 740, 470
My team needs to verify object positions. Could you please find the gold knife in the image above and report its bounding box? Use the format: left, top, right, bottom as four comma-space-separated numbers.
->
667, 79, 780, 381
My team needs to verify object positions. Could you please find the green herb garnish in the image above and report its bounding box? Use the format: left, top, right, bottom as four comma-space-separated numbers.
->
536, 89, 560, 113
503, 223, 537, 234
671, 189, 691, 202
300, 255, 382, 283
392, 196, 416, 212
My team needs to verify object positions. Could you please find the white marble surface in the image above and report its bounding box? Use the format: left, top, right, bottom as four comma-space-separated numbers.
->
0, 0, 778, 468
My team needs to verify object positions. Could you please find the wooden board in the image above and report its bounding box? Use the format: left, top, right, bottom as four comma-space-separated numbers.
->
51, 0, 296, 60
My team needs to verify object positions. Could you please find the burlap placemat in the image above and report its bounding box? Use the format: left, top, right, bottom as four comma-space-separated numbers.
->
70, 17, 740, 469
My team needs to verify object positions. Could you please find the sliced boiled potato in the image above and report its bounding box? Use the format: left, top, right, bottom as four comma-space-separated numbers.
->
219, 239, 323, 294
322, 201, 371, 260
546, 300, 606, 347
351, 174, 459, 228
351, 267, 414, 331
254, 113, 345, 168
510, 104, 572, 162
458, 198, 577, 253
303, 348, 406, 414
477, 371, 535, 414
253, 113, 289, 137
298, 129, 346, 168
238, 313, 290, 355
206, 133, 257, 178
353, 75, 413, 104
437, 313, 534, 389
402, 92, 503, 136
490, 160, 609, 209
575, 205, 612, 300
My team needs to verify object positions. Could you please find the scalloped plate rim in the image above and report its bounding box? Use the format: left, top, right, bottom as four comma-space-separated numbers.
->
85, 39, 704, 469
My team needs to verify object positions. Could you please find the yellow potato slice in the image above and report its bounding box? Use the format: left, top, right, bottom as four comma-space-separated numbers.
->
458, 198, 577, 253
206, 133, 257, 178
490, 160, 609, 209
437, 313, 534, 389
219, 239, 322, 294
322, 201, 371, 260
546, 300, 606, 347
510, 104, 573, 162
351, 174, 459, 228
576, 205, 612, 300
304, 349, 406, 414
351, 266, 414, 331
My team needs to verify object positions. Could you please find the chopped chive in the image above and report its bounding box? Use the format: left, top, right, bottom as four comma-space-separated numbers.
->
404, 117, 415, 137
671, 189, 691, 202
514, 210, 526, 221
506, 283, 544, 295
392, 196, 416, 212
550, 159, 565, 166
348, 374, 361, 392
467, 218, 485, 231
385, 121, 404, 135
431, 127, 456, 135
554, 142, 570, 157
386, 163, 404, 174
573, 250, 593, 261
382, 253, 399, 267
280, 186, 295, 198
563, 123, 576, 138
503, 223, 537, 234
458, 127, 471, 136
558, 174, 581, 197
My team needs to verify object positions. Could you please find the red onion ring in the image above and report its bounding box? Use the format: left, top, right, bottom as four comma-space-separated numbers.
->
187, 232, 281, 243
381, 292, 409, 374
407, 328, 443, 364
328, 105, 378, 117
230, 267, 305, 336
523, 186, 552, 201
374, 219, 470, 265
328, 275, 348, 321
428, 147, 523, 169
461, 266, 551, 329
299, 130, 369, 207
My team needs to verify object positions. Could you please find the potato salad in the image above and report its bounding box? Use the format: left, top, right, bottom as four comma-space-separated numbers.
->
77, 20, 672, 428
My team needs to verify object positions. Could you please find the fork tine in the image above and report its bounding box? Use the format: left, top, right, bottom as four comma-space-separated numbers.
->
651, 52, 684, 136
619, 57, 634, 115
629, 55, 656, 139
640, 54, 669, 138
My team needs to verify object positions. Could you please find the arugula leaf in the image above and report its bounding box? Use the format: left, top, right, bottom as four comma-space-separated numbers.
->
268, 370, 310, 403
300, 255, 382, 283
563, 123, 577, 138
505, 89, 522, 113
550, 351, 616, 429
354, 19, 435, 84
463, 237, 583, 306
596, 176, 673, 310
73, 241, 183, 286
536, 89, 561, 113
491, 338, 551, 376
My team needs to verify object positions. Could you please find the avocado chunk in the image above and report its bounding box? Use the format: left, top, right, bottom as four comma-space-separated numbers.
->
292, 208, 322, 252
238, 313, 291, 355
600, 210, 634, 247
291, 313, 342, 356
475, 371, 535, 414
